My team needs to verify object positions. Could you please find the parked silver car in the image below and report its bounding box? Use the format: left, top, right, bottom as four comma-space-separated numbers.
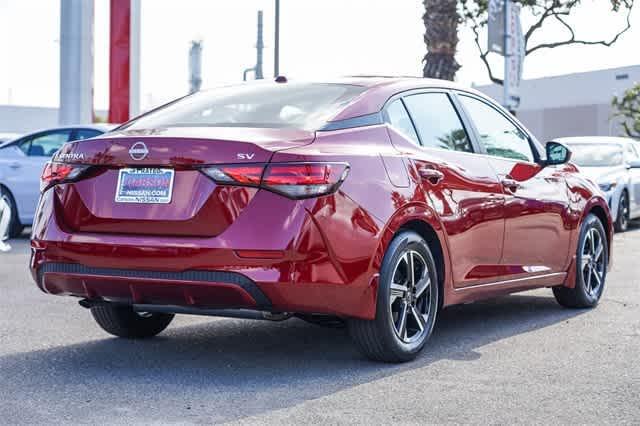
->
558, 136, 640, 232
0, 124, 114, 237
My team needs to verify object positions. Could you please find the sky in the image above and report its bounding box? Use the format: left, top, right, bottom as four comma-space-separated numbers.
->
0, 0, 638, 112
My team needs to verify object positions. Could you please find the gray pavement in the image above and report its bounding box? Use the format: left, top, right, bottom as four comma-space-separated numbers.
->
0, 225, 639, 425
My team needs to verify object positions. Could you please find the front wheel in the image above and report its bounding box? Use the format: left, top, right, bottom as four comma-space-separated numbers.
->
349, 231, 439, 363
614, 191, 629, 232
90, 304, 174, 338
553, 213, 607, 308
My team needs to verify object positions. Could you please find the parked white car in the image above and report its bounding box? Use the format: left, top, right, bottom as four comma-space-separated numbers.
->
558, 136, 640, 232
0, 124, 114, 237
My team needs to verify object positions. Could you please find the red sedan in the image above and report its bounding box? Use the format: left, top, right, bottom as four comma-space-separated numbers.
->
30, 78, 612, 362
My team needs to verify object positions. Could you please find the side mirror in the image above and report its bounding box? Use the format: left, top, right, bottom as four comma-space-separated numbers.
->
629, 160, 640, 169
542, 141, 572, 167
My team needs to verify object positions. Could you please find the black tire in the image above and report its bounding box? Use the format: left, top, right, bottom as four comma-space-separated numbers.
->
90, 304, 174, 338
0, 186, 24, 238
349, 231, 439, 363
614, 191, 629, 232
553, 213, 608, 308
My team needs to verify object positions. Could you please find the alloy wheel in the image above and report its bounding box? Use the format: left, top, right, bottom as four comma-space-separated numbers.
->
389, 250, 432, 343
619, 194, 629, 230
580, 227, 606, 298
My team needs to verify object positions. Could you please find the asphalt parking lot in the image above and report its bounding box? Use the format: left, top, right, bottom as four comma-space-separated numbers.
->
1, 226, 639, 425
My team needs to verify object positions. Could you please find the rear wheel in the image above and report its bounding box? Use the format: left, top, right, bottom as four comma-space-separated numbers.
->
614, 191, 629, 232
0, 187, 23, 239
553, 213, 607, 308
349, 231, 439, 363
90, 304, 174, 338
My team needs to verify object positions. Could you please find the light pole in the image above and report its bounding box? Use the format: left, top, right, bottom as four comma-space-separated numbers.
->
274, 0, 280, 77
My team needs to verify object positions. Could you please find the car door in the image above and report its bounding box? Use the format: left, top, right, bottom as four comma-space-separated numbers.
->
394, 91, 506, 288
455, 93, 572, 276
6, 129, 72, 222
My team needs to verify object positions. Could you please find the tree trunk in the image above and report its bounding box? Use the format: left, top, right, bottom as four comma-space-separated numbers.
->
422, 0, 460, 81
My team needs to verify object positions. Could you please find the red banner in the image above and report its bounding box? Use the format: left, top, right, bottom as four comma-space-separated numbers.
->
108, 0, 130, 123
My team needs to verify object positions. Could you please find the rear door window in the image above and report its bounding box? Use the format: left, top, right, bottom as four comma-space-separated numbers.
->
403, 93, 473, 153
386, 99, 420, 146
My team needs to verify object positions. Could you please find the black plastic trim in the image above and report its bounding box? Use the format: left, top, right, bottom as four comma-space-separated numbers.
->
37, 262, 272, 308
320, 112, 383, 131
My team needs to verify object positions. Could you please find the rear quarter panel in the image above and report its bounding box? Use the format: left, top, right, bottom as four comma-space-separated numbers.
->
270, 125, 453, 314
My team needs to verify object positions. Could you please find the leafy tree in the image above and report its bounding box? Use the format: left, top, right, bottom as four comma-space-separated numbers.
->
422, 0, 635, 83
612, 83, 640, 139
460, 0, 635, 84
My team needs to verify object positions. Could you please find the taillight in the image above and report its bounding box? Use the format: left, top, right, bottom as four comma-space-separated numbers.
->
40, 162, 90, 192
200, 164, 263, 186
200, 162, 349, 199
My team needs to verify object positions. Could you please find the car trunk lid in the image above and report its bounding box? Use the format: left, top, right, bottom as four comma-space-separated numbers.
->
53, 127, 314, 237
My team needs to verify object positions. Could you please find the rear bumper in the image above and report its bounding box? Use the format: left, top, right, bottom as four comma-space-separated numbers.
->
30, 189, 382, 320
34, 262, 272, 310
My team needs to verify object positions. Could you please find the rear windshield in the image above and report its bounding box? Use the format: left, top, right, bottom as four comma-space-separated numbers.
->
122, 83, 366, 131
568, 143, 624, 167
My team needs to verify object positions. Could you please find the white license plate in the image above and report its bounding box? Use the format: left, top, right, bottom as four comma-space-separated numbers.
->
115, 168, 175, 204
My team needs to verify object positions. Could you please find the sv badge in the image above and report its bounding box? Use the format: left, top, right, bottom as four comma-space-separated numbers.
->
237, 153, 255, 160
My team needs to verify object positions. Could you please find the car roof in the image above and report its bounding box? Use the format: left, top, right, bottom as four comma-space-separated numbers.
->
313, 76, 486, 121
556, 136, 636, 146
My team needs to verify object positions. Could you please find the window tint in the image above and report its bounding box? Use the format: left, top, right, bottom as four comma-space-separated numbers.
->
403, 93, 472, 152
18, 139, 31, 155
28, 130, 72, 157
459, 96, 533, 162
122, 83, 366, 131
72, 129, 102, 141
386, 99, 419, 146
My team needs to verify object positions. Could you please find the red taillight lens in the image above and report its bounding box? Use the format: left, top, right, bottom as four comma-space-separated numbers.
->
262, 163, 349, 198
40, 162, 90, 192
200, 162, 349, 199
200, 164, 265, 186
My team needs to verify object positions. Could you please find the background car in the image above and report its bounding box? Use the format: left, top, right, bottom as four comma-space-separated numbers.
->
0, 124, 114, 237
30, 79, 612, 362
558, 137, 640, 232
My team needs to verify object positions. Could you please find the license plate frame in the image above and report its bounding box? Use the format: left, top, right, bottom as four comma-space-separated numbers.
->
115, 168, 175, 204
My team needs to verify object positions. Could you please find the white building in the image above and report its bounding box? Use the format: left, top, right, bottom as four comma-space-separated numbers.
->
475, 65, 640, 142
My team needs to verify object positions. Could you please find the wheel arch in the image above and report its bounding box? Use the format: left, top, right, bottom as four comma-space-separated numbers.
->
588, 202, 612, 252
374, 204, 451, 310
398, 219, 446, 310
583, 195, 613, 269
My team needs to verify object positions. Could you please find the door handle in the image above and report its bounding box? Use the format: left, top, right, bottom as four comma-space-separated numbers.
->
9, 162, 21, 170
418, 167, 444, 185
501, 177, 520, 193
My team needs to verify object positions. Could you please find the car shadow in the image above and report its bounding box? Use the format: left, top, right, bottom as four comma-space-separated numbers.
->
0, 293, 586, 423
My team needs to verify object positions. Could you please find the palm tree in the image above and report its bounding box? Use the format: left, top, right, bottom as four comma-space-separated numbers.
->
422, 0, 460, 81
